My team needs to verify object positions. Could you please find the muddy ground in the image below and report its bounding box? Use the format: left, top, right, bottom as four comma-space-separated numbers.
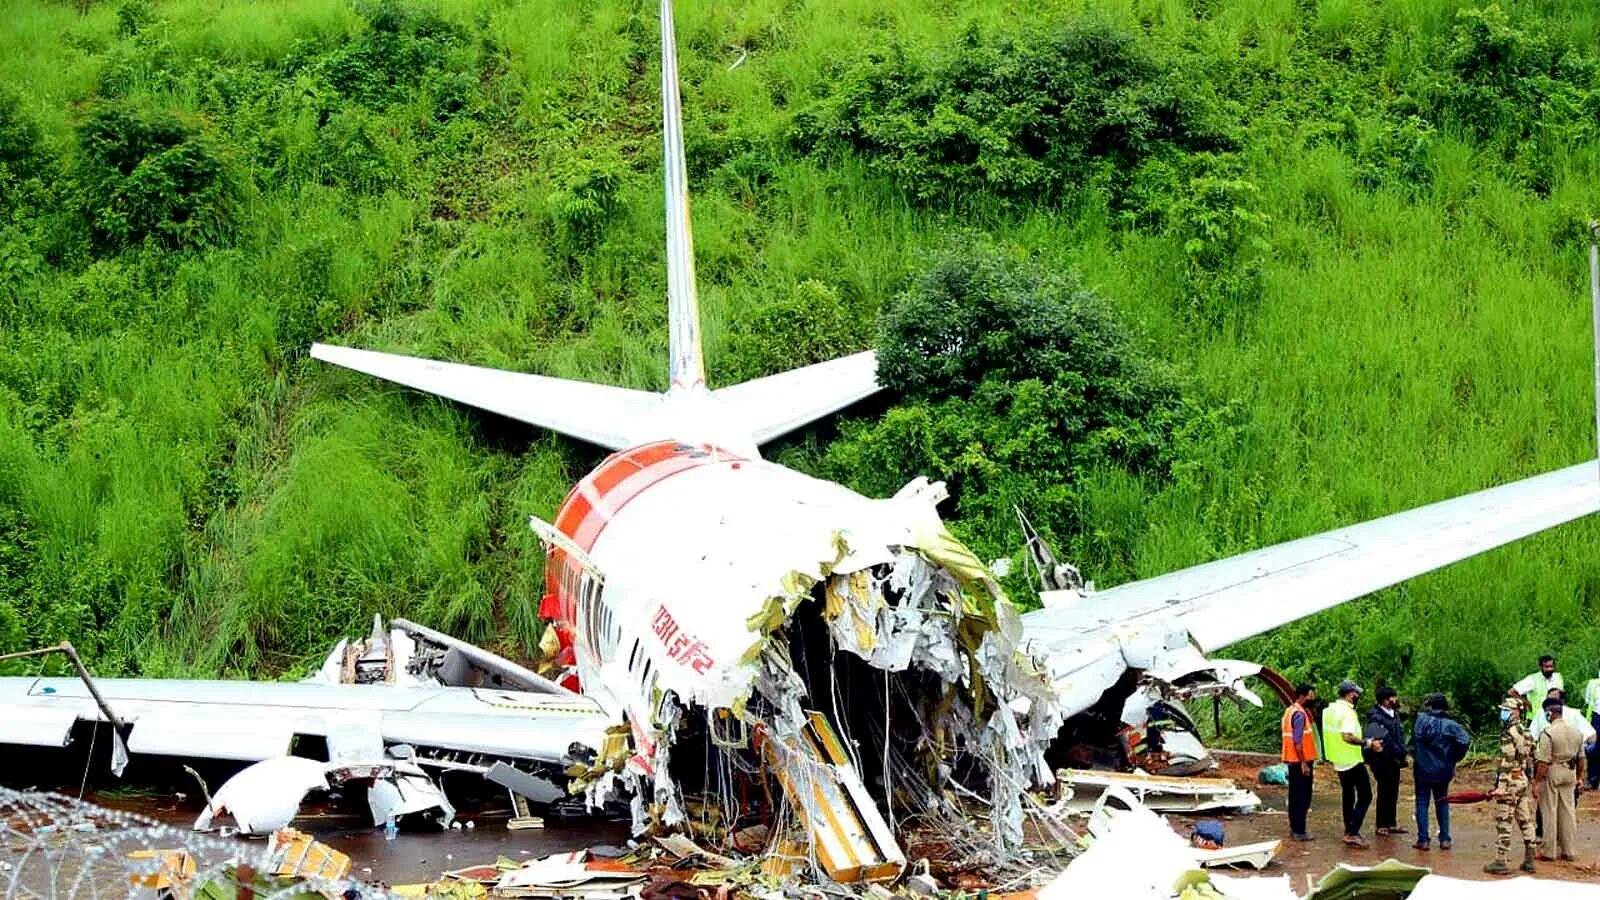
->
9, 745, 1600, 889
1198, 756, 1600, 887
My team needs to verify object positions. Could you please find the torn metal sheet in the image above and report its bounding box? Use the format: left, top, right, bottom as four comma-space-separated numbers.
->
369, 769, 456, 828
1059, 769, 1261, 813
1203, 873, 1298, 900
494, 853, 647, 898
1192, 839, 1280, 870
193, 756, 329, 836
1043, 786, 1204, 898
1407, 875, 1600, 899
1302, 860, 1427, 900
486, 762, 565, 805
762, 710, 906, 883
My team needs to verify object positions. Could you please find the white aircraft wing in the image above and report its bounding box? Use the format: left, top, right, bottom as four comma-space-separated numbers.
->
1023, 461, 1600, 655
0, 676, 611, 764
711, 350, 881, 445
311, 344, 661, 451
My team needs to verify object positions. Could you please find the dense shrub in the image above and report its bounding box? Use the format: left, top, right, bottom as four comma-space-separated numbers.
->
1429, 4, 1600, 191
76, 102, 239, 250
798, 21, 1231, 204
319, 1, 469, 106
823, 241, 1195, 559
723, 279, 861, 381
1168, 170, 1271, 328
0, 90, 47, 186
546, 152, 628, 256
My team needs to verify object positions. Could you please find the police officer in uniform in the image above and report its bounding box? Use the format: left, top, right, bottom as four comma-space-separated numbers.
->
1533, 697, 1585, 861
1484, 694, 1538, 875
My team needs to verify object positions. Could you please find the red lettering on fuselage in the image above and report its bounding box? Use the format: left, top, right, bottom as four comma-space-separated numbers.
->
650, 604, 714, 674
539, 441, 742, 689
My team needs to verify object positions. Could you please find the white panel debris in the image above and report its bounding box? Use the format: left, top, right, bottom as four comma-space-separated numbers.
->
1058, 769, 1261, 814
192, 757, 330, 836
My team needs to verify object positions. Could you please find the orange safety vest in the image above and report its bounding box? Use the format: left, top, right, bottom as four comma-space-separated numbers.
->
1281, 703, 1317, 763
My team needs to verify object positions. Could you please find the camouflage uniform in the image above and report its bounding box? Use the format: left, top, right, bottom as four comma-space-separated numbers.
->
1488, 697, 1538, 873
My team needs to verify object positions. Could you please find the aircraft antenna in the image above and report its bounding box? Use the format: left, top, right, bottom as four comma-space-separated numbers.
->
660, 0, 705, 391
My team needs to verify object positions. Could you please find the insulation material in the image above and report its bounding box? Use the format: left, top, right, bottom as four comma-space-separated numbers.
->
567, 470, 1067, 882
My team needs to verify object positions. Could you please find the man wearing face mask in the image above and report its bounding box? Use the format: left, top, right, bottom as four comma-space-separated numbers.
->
1324, 680, 1380, 848
1533, 697, 1584, 862
1484, 694, 1538, 876
1363, 686, 1408, 836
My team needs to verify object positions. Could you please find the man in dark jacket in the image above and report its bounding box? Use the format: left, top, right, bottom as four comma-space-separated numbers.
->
1410, 693, 1471, 850
1364, 686, 1408, 835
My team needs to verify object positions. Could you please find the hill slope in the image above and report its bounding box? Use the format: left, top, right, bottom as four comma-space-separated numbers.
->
1, 0, 1597, 727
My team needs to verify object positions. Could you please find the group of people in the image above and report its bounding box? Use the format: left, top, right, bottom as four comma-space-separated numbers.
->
1277, 655, 1598, 876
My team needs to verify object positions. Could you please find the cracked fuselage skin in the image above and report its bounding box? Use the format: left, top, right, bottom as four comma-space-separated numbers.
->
534, 437, 1229, 783
541, 438, 898, 771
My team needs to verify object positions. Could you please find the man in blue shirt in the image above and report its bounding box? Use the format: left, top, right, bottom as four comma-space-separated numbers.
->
1410, 692, 1471, 850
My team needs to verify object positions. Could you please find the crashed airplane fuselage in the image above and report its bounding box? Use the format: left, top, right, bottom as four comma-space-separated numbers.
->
5, 0, 1600, 885
534, 439, 1064, 873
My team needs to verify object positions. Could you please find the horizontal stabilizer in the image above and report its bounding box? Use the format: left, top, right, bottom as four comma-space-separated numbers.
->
712, 351, 881, 445
311, 344, 660, 450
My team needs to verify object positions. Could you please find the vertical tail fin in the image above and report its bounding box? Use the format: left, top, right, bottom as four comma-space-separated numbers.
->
660, 0, 704, 391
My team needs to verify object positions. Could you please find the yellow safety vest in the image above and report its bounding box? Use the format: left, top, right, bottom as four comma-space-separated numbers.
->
1323, 700, 1364, 768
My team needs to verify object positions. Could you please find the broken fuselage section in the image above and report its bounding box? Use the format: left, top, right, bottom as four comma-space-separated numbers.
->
536, 440, 1065, 881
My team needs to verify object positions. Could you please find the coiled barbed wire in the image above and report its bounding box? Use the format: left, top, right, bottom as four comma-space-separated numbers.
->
0, 789, 376, 900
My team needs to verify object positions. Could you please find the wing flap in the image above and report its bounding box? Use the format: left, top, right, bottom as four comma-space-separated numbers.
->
312, 344, 661, 450
1023, 462, 1600, 653
1, 706, 79, 747
126, 716, 296, 761
712, 351, 881, 445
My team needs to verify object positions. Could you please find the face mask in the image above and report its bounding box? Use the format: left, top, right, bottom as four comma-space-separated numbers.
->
1500, 709, 1513, 724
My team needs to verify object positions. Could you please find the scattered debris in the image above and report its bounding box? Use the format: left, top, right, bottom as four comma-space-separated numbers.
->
127, 849, 196, 894
193, 756, 330, 836
1058, 769, 1261, 814
1302, 860, 1426, 900
1256, 764, 1288, 786
494, 851, 648, 899
266, 828, 351, 881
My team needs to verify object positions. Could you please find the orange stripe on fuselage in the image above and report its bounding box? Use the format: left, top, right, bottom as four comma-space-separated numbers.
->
539, 441, 744, 658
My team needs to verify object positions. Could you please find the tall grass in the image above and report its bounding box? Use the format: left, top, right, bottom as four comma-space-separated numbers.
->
0, 0, 1595, 738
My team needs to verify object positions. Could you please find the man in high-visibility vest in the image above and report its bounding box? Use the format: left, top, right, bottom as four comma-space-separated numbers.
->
1280, 683, 1319, 841
1323, 680, 1382, 848
1513, 655, 1564, 722
1583, 669, 1600, 790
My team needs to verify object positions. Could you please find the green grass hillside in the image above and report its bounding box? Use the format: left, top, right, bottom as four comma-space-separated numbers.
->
1, 0, 1597, 732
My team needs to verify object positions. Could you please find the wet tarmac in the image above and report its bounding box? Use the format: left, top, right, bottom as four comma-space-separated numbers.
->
15, 750, 1600, 889
81, 791, 633, 885
1188, 757, 1600, 886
